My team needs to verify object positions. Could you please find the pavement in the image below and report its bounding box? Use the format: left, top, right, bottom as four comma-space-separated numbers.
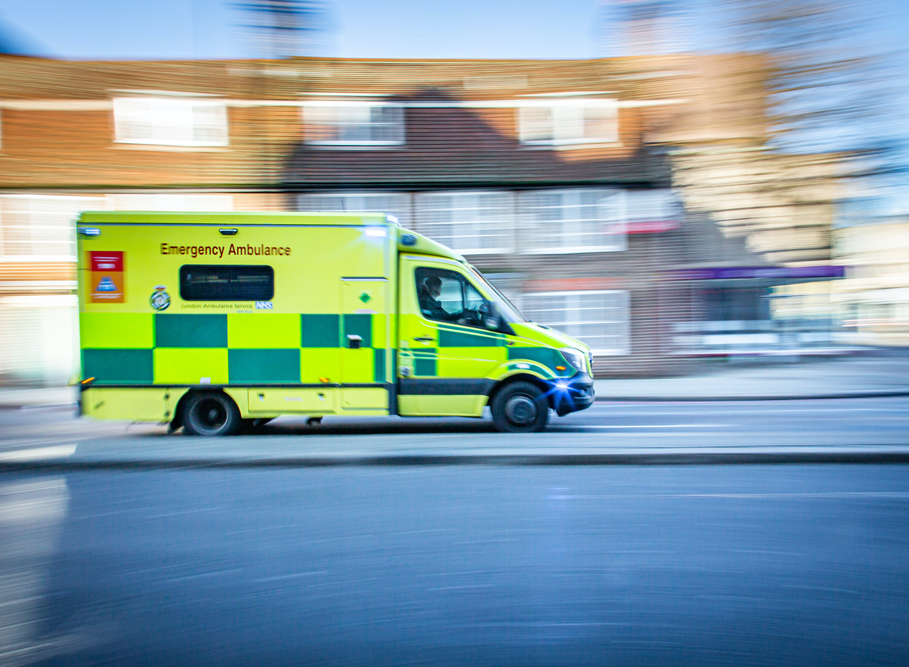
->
2, 348, 908, 409
593, 348, 909, 401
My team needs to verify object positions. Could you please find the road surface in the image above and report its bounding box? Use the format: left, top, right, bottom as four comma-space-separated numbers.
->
1, 465, 908, 666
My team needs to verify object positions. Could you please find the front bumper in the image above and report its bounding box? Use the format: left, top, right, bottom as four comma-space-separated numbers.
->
547, 373, 595, 416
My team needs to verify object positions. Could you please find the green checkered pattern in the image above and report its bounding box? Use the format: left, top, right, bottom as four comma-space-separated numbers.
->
80, 313, 385, 385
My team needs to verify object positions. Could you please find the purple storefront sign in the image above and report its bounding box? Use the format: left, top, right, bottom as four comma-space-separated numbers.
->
665, 266, 846, 281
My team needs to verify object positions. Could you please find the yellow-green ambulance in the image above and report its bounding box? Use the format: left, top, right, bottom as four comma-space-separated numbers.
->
76, 211, 594, 434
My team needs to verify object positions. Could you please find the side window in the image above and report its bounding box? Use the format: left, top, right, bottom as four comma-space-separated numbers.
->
415, 267, 488, 329
464, 282, 485, 311
180, 265, 274, 301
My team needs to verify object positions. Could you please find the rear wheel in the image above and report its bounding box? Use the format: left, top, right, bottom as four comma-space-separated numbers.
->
491, 381, 550, 433
183, 392, 241, 437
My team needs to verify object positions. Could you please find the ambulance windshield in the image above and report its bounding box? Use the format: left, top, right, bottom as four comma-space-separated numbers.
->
466, 267, 527, 324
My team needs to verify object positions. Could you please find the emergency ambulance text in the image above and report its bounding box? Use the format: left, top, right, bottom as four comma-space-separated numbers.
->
160, 243, 292, 258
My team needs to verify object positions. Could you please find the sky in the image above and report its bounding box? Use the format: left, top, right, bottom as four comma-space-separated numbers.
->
0, 0, 906, 210
0, 0, 613, 60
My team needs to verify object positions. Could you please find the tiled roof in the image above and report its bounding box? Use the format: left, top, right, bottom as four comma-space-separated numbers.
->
284, 89, 670, 188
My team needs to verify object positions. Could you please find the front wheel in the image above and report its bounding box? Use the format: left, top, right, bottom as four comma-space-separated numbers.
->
183, 392, 241, 436
491, 381, 550, 433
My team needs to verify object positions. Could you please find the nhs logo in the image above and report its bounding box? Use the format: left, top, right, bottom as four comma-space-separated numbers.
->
255, 301, 273, 310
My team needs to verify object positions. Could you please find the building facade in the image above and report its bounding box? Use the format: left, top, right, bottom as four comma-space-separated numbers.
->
0, 54, 842, 384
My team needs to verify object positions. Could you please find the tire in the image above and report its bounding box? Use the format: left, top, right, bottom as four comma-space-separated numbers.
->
491, 381, 550, 433
182, 392, 242, 437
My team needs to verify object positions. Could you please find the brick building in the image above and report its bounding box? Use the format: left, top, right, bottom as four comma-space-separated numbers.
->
0, 53, 841, 384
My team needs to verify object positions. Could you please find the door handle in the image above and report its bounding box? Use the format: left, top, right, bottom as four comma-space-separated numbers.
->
413, 336, 435, 343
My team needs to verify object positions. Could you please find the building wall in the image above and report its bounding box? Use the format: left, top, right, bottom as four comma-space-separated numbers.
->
833, 220, 909, 346
0, 54, 838, 383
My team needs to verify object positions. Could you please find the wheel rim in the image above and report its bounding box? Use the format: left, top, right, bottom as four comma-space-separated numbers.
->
504, 394, 537, 426
194, 398, 228, 433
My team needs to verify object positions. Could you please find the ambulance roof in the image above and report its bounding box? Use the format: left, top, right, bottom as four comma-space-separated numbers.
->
78, 211, 393, 226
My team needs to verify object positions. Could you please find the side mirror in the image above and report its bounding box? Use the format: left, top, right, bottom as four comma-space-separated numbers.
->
484, 302, 499, 331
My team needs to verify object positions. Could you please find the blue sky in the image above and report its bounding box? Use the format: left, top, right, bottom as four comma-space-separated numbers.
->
2, 0, 903, 61
0, 0, 612, 60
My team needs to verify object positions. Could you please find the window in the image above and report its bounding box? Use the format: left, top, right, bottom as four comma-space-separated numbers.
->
113, 97, 229, 147
626, 190, 682, 232
0, 195, 108, 261
0, 294, 79, 386
519, 101, 618, 146
519, 189, 626, 253
415, 191, 514, 254
415, 267, 488, 329
521, 290, 630, 355
304, 104, 404, 145
297, 192, 411, 227
180, 265, 274, 301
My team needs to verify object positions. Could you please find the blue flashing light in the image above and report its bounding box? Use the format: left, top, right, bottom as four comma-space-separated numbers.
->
365, 227, 387, 238
79, 227, 101, 236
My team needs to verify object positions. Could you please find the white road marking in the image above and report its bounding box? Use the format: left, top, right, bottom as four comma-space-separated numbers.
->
254, 572, 329, 583
427, 584, 496, 591
552, 424, 729, 430
0, 445, 77, 462
549, 492, 909, 500
167, 569, 243, 582
147, 507, 223, 519
587, 405, 903, 414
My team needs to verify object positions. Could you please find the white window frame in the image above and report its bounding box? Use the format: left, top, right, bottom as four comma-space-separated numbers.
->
303, 102, 405, 146
296, 192, 412, 227
518, 99, 618, 146
520, 289, 630, 356
112, 97, 229, 147
415, 191, 514, 255
626, 189, 682, 227
519, 188, 627, 254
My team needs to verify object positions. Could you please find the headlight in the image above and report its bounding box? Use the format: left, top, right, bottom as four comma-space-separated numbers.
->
559, 348, 587, 374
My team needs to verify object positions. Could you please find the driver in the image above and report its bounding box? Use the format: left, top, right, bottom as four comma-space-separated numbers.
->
419, 276, 458, 321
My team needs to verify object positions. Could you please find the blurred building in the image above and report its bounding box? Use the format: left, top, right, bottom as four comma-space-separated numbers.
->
832, 216, 909, 346
599, 0, 689, 57
0, 53, 847, 384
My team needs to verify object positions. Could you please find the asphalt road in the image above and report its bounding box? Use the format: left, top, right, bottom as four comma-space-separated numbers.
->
2, 465, 909, 666
0, 396, 908, 464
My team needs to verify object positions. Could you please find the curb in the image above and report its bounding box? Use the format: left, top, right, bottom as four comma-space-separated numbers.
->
3, 451, 909, 471
592, 390, 909, 402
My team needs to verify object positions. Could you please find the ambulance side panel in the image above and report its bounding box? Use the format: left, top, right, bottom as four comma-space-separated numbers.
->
78, 217, 396, 421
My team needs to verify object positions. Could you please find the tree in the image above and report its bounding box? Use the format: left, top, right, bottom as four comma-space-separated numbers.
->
722, 0, 904, 189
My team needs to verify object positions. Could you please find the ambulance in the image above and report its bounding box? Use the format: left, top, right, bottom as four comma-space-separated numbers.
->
76, 211, 595, 435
